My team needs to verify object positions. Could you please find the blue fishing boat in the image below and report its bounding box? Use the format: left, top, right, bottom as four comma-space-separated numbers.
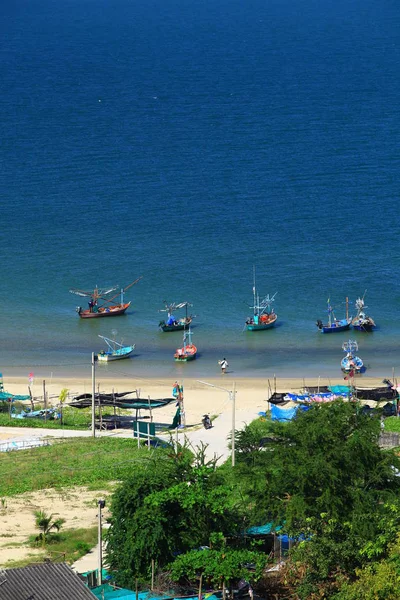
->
245, 268, 277, 331
316, 298, 351, 333
97, 335, 135, 362
341, 339, 364, 373
352, 293, 376, 331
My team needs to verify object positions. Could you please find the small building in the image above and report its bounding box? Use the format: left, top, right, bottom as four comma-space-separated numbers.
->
0, 561, 97, 600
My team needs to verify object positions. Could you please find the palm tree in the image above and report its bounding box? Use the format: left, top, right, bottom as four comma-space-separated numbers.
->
34, 510, 65, 546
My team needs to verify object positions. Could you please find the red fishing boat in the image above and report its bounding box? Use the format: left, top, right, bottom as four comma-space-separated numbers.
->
174, 328, 197, 361
70, 277, 142, 319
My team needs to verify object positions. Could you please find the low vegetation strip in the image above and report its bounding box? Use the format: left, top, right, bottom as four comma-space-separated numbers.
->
0, 438, 170, 497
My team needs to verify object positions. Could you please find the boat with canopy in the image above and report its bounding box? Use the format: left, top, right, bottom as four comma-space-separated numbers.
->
159, 301, 193, 332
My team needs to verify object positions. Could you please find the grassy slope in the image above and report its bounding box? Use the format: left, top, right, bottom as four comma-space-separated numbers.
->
0, 438, 170, 496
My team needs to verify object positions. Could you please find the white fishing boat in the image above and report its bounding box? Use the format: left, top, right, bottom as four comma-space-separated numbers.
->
97, 335, 135, 362
341, 339, 364, 373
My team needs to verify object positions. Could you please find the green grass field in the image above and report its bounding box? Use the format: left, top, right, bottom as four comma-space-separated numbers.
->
0, 406, 134, 430
0, 438, 171, 496
4, 526, 99, 568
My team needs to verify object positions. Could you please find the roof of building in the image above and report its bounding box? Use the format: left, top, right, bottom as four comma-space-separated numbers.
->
0, 561, 96, 600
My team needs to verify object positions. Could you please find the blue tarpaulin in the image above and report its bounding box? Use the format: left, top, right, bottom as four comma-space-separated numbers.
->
271, 404, 299, 421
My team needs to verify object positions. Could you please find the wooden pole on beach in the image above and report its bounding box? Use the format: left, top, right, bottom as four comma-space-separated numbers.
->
92, 352, 96, 438
43, 380, 47, 423
151, 559, 155, 591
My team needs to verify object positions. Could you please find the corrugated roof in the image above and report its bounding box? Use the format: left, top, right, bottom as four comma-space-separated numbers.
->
0, 562, 97, 600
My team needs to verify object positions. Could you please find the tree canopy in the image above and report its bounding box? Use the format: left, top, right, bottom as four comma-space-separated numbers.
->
106, 401, 400, 599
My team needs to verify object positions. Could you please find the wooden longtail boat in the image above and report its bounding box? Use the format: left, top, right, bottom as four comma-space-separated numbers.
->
70, 277, 142, 319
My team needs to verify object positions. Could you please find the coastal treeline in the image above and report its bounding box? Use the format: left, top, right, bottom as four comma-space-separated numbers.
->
106, 401, 400, 599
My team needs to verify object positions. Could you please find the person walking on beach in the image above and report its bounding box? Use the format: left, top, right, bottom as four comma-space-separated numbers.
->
218, 358, 228, 374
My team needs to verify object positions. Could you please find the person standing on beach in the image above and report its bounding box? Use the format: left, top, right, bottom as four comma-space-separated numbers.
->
219, 358, 228, 373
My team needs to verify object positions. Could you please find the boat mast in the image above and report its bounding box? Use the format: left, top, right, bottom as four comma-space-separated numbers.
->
346, 297, 349, 321
253, 266, 257, 315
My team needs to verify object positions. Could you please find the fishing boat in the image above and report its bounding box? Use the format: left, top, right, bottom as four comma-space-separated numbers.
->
341, 339, 364, 373
159, 302, 193, 332
316, 298, 351, 333
174, 327, 197, 361
352, 293, 376, 331
70, 277, 142, 319
354, 379, 396, 401
97, 335, 135, 362
245, 268, 277, 331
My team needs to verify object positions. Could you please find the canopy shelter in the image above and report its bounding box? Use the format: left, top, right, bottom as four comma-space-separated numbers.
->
0, 373, 30, 402
69, 393, 175, 411
0, 391, 31, 402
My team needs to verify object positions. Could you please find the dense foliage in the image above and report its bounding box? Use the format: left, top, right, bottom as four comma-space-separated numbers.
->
106, 444, 247, 588
100, 402, 400, 597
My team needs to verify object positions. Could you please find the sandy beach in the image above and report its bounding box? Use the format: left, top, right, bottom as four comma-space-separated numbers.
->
1, 374, 390, 430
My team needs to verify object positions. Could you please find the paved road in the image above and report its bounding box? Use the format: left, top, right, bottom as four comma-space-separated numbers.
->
0, 408, 261, 462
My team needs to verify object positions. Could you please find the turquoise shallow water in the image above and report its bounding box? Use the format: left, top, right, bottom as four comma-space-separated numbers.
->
1, 0, 400, 381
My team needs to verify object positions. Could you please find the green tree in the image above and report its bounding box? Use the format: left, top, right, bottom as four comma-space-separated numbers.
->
242, 401, 400, 599
250, 401, 400, 532
106, 444, 245, 589
34, 510, 65, 546
169, 548, 267, 591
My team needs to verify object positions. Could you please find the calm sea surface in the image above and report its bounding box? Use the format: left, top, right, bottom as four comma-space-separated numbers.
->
1, 0, 400, 383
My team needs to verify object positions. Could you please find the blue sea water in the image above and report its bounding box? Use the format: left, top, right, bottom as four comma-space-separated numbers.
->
1, 0, 400, 382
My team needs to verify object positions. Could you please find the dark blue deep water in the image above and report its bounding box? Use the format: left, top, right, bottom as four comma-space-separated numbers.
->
1, 0, 400, 380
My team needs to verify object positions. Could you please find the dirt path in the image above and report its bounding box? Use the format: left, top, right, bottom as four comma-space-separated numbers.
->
0, 486, 113, 568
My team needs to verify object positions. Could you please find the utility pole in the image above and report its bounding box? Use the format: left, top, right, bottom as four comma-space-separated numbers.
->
92, 352, 96, 438
97, 499, 105, 586
231, 382, 236, 467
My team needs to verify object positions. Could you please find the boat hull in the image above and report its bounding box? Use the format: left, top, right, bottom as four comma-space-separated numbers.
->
160, 317, 192, 332
174, 344, 197, 361
78, 302, 131, 319
341, 356, 363, 373
174, 354, 197, 362
246, 314, 277, 331
97, 346, 134, 362
319, 320, 351, 333
352, 319, 375, 332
